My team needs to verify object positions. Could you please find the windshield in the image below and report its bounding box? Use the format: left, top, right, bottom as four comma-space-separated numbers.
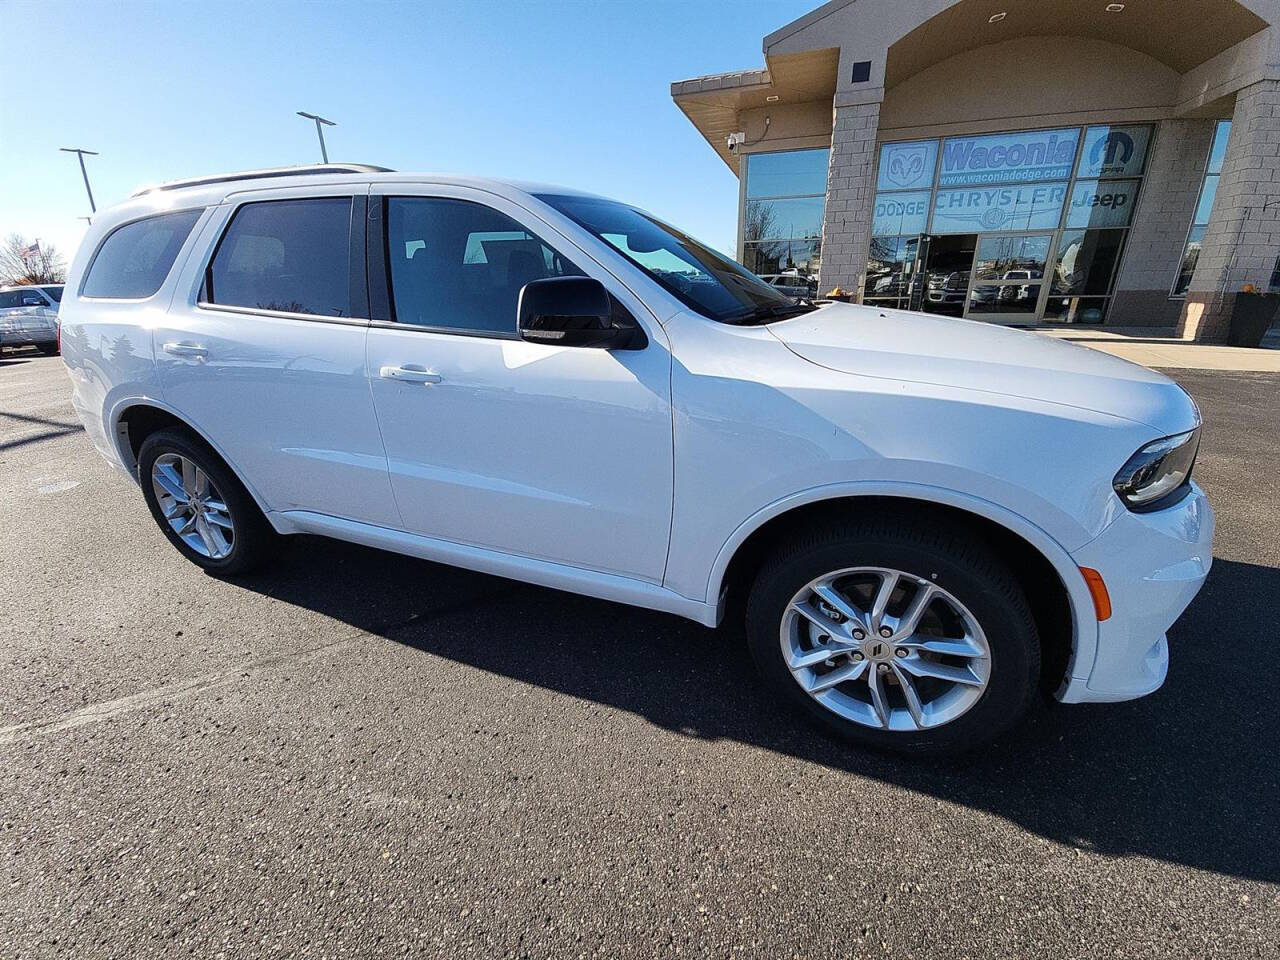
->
536, 194, 811, 325
40, 285, 63, 303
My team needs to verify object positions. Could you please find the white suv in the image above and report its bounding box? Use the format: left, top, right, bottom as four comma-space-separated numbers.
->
60, 165, 1212, 754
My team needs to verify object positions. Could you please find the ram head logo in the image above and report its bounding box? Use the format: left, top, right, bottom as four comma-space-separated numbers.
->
885, 143, 930, 188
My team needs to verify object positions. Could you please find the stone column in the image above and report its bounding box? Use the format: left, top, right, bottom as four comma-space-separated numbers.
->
818, 100, 881, 297
1178, 80, 1280, 340
1109, 119, 1215, 327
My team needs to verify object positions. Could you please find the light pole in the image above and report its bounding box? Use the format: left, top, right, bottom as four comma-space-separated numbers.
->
60, 147, 99, 215
296, 111, 336, 163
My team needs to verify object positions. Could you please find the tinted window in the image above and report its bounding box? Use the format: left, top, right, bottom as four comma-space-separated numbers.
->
206, 198, 352, 317
386, 197, 582, 334
40, 285, 63, 303
0, 290, 30, 308
82, 209, 203, 299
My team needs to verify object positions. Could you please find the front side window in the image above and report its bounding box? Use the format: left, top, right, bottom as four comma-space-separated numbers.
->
205, 198, 352, 317
82, 209, 203, 299
40, 285, 63, 303
385, 197, 582, 334
538, 194, 807, 325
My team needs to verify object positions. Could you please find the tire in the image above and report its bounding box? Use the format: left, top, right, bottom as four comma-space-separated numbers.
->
137, 428, 276, 576
745, 517, 1040, 756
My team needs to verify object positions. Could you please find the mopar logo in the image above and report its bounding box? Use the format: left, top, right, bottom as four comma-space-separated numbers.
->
1090, 130, 1134, 169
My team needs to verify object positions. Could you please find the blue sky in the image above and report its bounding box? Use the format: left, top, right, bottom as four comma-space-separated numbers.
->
2, 0, 816, 266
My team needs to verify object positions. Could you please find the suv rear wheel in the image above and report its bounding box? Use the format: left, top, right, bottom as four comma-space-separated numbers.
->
745, 518, 1040, 755
137, 429, 275, 576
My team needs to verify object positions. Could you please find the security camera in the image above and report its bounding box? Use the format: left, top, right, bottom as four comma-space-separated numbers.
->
726, 131, 746, 153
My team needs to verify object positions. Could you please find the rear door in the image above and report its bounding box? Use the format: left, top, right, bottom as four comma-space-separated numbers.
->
364, 184, 674, 582
154, 184, 399, 527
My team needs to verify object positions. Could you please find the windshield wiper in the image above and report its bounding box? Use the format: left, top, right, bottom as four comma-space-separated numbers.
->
730, 301, 817, 326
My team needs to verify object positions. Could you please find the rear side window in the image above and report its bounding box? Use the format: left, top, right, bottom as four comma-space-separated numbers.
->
204, 198, 352, 317
0, 290, 35, 308
82, 209, 203, 299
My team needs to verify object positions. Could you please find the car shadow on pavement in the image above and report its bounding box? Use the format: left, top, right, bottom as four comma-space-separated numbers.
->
243, 539, 1278, 885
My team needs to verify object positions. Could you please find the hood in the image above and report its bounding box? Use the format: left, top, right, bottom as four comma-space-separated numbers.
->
767, 302, 1198, 434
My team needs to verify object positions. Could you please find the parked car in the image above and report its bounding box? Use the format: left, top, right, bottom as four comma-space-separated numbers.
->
0, 284, 61, 354
925, 270, 969, 310
60, 165, 1211, 755
758, 273, 818, 299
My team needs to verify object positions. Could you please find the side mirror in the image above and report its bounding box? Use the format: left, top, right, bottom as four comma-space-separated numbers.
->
21, 296, 43, 307
517, 277, 637, 349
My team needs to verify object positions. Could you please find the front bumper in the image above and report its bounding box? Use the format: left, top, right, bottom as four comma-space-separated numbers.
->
1060, 483, 1213, 703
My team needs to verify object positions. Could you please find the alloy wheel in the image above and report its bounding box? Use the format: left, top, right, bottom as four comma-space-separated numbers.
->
779, 566, 991, 731
150, 452, 235, 560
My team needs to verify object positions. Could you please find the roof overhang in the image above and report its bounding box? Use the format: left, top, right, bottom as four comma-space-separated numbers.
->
673, 0, 1272, 172
671, 49, 839, 172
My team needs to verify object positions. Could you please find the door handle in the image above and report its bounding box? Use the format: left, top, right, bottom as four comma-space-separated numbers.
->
379, 365, 442, 384
162, 341, 209, 359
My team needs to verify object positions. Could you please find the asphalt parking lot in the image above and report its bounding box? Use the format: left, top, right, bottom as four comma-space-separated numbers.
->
2, 350, 1277, 959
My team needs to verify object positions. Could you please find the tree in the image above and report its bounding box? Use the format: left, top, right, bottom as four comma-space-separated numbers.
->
0, 235, 66, 286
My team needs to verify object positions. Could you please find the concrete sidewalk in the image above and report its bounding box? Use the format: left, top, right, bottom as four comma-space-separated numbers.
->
1037, 325, 1280, 371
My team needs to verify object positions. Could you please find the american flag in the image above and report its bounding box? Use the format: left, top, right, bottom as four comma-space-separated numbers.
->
19, 242, 41, 261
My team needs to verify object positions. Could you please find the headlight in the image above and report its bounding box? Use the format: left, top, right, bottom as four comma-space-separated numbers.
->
1113, 428, 1200, 510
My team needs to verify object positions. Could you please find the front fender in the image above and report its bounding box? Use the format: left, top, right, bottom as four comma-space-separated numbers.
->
698, 480, 1101, 692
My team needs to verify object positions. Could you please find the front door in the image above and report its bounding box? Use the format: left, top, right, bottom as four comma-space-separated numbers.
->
964, 233, 1052, 323
365, 187, 674, 583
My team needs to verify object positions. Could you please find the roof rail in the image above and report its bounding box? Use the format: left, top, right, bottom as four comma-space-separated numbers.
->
130, 163, 394, 197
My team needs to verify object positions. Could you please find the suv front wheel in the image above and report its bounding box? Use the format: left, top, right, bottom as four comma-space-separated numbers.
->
746, 517, 1040, 755
137, 429, 275, 576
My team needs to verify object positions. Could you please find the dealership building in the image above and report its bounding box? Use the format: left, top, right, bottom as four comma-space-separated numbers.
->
672, 0, 1280, 339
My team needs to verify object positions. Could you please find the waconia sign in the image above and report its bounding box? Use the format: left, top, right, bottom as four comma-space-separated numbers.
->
938, 129, 1079, 187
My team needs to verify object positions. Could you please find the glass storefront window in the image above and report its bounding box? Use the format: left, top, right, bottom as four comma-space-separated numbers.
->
1173, 120, 1230, 297
931, 182, 1068, 234
1077, 125, 1151, 179
1052, 230, 1125, 297
1192, 175, 1219, 226
968, 284, 1042, 314
745, 149, 830, 199
741, 148, 828, 285
868, 122, 1156, 323
876, 140, 938, 191
1043, 296, 1110, 323
872, 191, 931, 236
1065, 179, 1140, 229
973, 235, 1050, 282
743, 237, 822, 277
937, 128, 1078, 186
864, 235, 917, 306
744, 197, 826, 241
1174, 224, 1207, 297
